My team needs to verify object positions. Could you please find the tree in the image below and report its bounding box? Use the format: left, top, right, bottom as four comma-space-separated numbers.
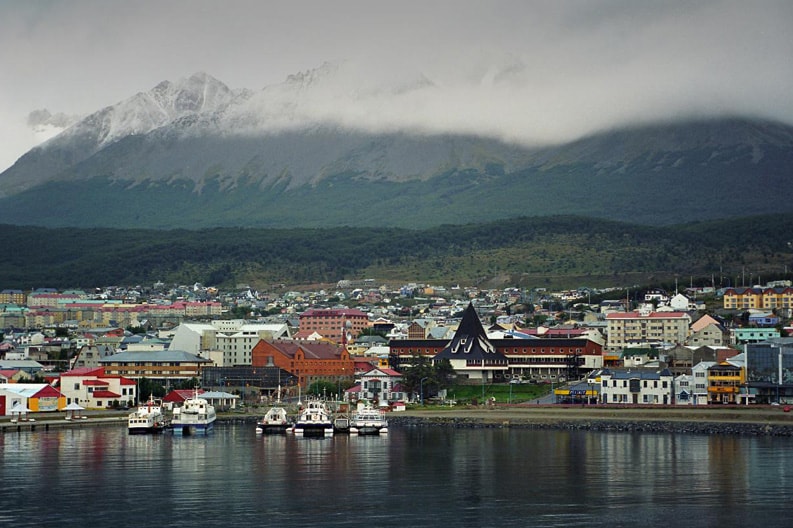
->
399, 356, 455, 401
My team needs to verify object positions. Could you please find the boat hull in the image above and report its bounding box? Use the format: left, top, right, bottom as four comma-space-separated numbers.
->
256, 423, 291, 435
350, 425, 388, 435
172, 420, 215, 436
293, 423, 334, 437
128, 424, 167, 435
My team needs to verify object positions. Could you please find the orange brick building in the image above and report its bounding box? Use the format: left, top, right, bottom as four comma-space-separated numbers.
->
251, 340, 354, 388
298, 308, 369, 342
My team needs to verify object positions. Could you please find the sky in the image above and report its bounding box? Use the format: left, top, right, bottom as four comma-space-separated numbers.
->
1, 0, 792, 172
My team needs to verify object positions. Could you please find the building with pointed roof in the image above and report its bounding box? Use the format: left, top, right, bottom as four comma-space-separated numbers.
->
433, 303, 509, 382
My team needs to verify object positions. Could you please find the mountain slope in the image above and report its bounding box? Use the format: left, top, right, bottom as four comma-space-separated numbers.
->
0, 71, 791, 229
1, 214, 791, 290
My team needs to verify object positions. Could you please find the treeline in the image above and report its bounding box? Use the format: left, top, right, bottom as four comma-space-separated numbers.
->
0, 213, 791, 290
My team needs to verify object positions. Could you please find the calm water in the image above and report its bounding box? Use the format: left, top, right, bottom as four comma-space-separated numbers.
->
1, 424, 792, 527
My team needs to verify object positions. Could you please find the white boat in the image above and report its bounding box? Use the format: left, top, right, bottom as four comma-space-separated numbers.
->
293, 400, 333, 437
171, 391, 216, 436
127, 396, 168, 434
256, 405, 291, 434
350, 404, 388, 435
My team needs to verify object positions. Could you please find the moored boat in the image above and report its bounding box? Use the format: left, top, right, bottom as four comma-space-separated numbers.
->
293, 400, 333, 437
256, 405, 291, 434
349, 403, 388, 435
171, 390, 216, 436
128, 396, 168, 434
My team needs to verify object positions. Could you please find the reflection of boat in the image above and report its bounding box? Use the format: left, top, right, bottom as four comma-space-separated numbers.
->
256, 406, 291, 434
128, 396, 168, 434
171, 391, 216, 436
350, 404, 388, 435
293, 400, 333, 437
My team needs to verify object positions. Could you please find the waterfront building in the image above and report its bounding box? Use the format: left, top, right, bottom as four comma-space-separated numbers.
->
706, 362, 744, 404
58, 367, 136, 409
0, 383, 64, 415
745, 339, 793, 404
358, 367, 404, 403
598, 367, 674, 405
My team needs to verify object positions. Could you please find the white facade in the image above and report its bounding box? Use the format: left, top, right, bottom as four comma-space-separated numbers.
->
170, 321, 290, 367
691, 361, 716, 405
599, 368, 674, 405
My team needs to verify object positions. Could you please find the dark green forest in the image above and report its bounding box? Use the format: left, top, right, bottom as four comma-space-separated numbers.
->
1, 213, 792, 291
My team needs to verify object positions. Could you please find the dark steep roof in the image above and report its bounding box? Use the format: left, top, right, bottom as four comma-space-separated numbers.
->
433, 303, 508, 363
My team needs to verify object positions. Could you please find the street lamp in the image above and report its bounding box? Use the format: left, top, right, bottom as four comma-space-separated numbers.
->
420, 376, 428, 406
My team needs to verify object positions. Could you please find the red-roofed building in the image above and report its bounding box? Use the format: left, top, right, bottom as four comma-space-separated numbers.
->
251, 339, 354, 388
163, 389, 205, 406
0, 369, 30, 383
59, 367, 137, 409
358, 367, 404, 403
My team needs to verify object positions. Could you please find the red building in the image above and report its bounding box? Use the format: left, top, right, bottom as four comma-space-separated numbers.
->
251, 339, 354, 388
298, 308, 369, 342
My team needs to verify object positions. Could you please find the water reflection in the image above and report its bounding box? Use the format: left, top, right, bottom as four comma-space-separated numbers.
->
0, 424, 792, 527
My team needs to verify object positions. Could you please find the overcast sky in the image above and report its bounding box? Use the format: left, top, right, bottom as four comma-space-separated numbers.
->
1, 0, 792, 172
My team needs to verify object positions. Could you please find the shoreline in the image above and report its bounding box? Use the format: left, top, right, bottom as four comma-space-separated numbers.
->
387, 405, 793, 436
5, 405, 793, 436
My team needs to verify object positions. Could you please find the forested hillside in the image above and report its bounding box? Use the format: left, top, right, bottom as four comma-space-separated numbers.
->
1, 214, 791, 290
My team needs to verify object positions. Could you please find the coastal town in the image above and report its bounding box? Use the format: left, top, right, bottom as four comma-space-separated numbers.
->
1, 279, 792, 422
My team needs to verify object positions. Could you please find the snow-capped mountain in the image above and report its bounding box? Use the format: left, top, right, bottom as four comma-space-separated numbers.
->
0, 66, 792, 230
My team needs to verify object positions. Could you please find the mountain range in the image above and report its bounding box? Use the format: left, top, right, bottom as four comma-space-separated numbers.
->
1, 69, 792, 229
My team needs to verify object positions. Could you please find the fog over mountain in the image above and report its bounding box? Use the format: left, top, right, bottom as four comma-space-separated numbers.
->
1, 1, 792, 172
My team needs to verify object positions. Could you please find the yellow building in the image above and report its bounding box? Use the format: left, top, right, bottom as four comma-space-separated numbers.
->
707, 363, 744, 404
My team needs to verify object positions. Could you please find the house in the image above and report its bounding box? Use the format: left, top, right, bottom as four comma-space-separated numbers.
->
0, 369, 31, 383
358, 367, 404, 403
686, 321, 728, 347
691, 361, 716, 405
674, 373, 694, 405
598, 367, 674, 405
59, 367, 137, 409
0, 383, 65, 415
70, 344, 116, 369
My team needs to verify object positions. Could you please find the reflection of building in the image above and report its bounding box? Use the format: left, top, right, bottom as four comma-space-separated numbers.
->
746, 339, 793, 404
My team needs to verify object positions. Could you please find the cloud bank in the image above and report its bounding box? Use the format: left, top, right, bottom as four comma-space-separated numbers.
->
1, 0, 791, 170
